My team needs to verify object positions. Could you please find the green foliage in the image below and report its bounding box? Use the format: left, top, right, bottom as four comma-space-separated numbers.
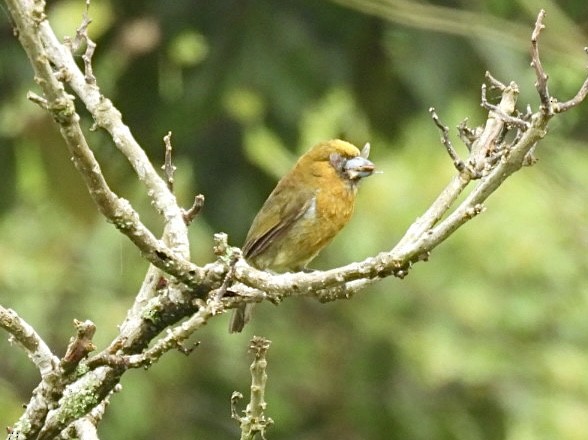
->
1, 1, 588, 439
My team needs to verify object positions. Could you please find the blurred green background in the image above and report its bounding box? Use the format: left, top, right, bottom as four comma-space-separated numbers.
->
1, 0, 588, 439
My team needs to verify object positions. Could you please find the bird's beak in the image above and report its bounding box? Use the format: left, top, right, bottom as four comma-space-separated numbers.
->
360, 142, 371, 159
344, 155, 375, 180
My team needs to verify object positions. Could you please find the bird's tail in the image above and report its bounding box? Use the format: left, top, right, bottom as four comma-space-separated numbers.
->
229, 303, 255, 333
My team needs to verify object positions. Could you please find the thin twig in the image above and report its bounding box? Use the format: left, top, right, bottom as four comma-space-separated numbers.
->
86, 302, 213, 370
554, 48, 588, 113
484, 71, 506, 91
456, 118, 479, 151
162, 131, 175, 192
81, 3, 96, 84
468, 79, 520, 174
68, 0, 96, 84
530, 9, 550, 111
183, 194, 205, 225
429, 107, 466, 173
60, 320, 97, 373
481, 84, 530, 130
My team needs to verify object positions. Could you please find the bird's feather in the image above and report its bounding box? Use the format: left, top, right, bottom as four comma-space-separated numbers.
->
243, 184, 315, 261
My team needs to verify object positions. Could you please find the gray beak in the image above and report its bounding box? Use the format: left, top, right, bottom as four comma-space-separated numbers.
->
344, 155, 375, 180
360, 142, 371, 159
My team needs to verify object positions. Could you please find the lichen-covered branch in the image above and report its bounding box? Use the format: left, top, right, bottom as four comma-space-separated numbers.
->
232, 337, 274, 440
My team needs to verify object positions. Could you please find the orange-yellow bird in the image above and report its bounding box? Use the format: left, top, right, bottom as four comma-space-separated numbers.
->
229, 139, 376, 333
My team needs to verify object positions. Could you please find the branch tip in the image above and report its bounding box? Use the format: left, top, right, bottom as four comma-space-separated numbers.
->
531, 9, 546, 42
27, 91, 48, 109
429, 107, 467, 173
530, 9, 551, 110
182, 194, 205, 224
232, 336, 273, 438
61, 319, 97, 372
162, 131, 176, 192
70, 0, 97, 84
485, 71, 506, 91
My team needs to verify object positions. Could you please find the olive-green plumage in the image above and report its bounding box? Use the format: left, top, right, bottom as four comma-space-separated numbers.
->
230, 139, 375, 332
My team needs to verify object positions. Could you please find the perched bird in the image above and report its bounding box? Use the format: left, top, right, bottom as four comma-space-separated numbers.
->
229, 139, 376, 333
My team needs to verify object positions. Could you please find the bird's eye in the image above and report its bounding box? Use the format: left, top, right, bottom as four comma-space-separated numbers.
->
329, 153, 346, 172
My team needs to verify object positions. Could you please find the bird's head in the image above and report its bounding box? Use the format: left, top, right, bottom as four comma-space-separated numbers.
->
299, 139, 376, 184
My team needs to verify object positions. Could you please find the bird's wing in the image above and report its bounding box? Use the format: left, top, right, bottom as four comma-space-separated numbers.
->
242, 185, 315, 261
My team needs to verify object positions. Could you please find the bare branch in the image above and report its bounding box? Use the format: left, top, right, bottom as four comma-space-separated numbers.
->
470, 79, 519, 172
81, 34, 96, 85
429, 107, 467, 173
456, 118, 480, 151
27, 91, 49, 110
484, 71, 506, 91
68, 0, 96, 84
481, 84, 530, 130
162, 131, 176, 192
530, 9, 551, 111
60, 320, 97, 373
86, 300, 216, 370
232, 337, 274, 440
28, 0, 191, 258
0, 306, 59, 377
183, 194, 205, 225
4, 0, 205, 291
553, 47, 588, 113
554, 77, 588, 113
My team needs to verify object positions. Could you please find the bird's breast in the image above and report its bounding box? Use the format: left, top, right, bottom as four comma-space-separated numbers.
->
314, 180, 356, 226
